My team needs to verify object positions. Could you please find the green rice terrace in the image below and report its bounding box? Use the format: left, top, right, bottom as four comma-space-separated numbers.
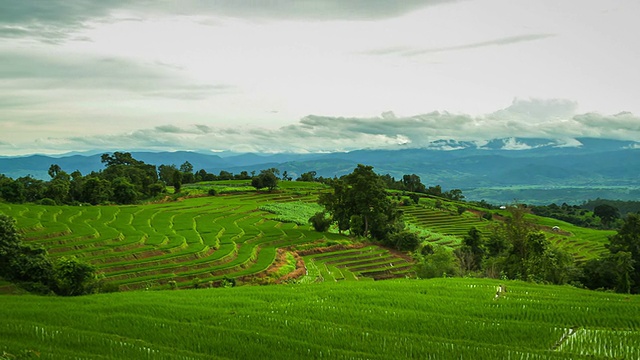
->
0, 181, 614, 292
2, 180, 636, 359
1, 278, 638, 359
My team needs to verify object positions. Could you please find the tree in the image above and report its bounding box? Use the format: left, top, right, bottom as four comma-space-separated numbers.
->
179, 161, 193, 174
69, 170, 85, 202
101, 152, 141, 167
0, 215, 22, 277
402, 174, 426, 193
444, 189, 464, 201
416, 245, 459, 278
111, 177, 139, 204
0, 215, 54, 292
0, 177, 24, 203
594, 204, 620, 228
606, 213, 640, 293
319, 164, 401, 241
388, 230, 421, 251
82, 177, 112, 205
454, 227, 485, 273
53, 257, 100, 296
180, 161, 195, 184
45, 177, 70, 204
158, 164, 178, 185
252, 169, 279, 192
17, 176, 47, 202
173, 170, 183, 193
297, 171, 318, 182
48, 164, 62, 179
218, 170, 234, 180
309, 212, 332, 232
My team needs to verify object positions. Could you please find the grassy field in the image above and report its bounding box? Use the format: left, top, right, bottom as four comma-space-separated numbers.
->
1, 278, 638, 359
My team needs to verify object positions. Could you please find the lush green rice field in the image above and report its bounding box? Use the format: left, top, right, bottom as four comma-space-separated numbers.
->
0, 183, 612, 291
1, 278, 638, 359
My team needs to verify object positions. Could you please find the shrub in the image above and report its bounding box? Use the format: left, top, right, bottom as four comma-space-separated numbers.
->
388, 230, 421, 251
39, 198, 56, 206
309, 212, 332, 232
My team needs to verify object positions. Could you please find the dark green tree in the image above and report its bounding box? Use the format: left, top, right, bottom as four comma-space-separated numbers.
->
594, 204, 620, 228
455, 227, 485, 273
218, 170, 234, 180
179, 161, 193, 174
48, 164, 62, 179
252, 169, 279, 191
606, 213, 640, 293
0, 176, 25, 203
82, 177, 112, 205
0, 215, 22, 277
319, 164, 401, 241
416, 245, 459, 278
388, 230, 421, 251
402, 174, 426, 193
173, 170, 183, 193
69, 170, 85, 202
53, 257, 100, 296
158, 164, 178, 185
17, 176, 47, 203
180, 161, 195, 183
111, 177, 139, 204
0, 215, 54, 292
101, 152, 141, 167
309, 211, 332, 232
297, 171, 318, 182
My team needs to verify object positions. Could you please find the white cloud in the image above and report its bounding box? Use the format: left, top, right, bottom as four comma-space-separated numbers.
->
4, 100, 638, 155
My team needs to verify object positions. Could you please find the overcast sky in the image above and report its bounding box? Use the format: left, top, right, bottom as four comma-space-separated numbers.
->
1, 0, 639, 155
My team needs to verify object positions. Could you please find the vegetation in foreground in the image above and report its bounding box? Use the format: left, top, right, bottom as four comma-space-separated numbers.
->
1, 278, 638, 360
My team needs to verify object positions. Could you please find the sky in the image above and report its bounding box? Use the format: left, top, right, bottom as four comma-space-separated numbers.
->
1, 0, 639, 155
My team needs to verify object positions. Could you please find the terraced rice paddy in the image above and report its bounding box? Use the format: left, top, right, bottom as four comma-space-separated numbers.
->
1, 278, 638, 359
0, 185, 419, 290
402, 203, 611, 261
0, 188, 353, 290
301, 245, 414, 282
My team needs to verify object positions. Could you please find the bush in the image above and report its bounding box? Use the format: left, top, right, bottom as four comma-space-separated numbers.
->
416, 245, 459, 278
39, 198, 56, 206
388, 230, 421, 251
208, 189, 217, 196
309, 212, 332, 232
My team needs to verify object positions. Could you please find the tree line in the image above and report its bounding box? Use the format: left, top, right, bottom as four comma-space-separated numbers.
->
0, 153, 307, 204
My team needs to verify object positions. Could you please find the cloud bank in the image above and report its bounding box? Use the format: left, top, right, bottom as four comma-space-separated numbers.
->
3, 98, 638, 155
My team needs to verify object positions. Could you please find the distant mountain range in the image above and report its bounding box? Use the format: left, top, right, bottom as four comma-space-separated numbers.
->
2, 137, 639, 205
